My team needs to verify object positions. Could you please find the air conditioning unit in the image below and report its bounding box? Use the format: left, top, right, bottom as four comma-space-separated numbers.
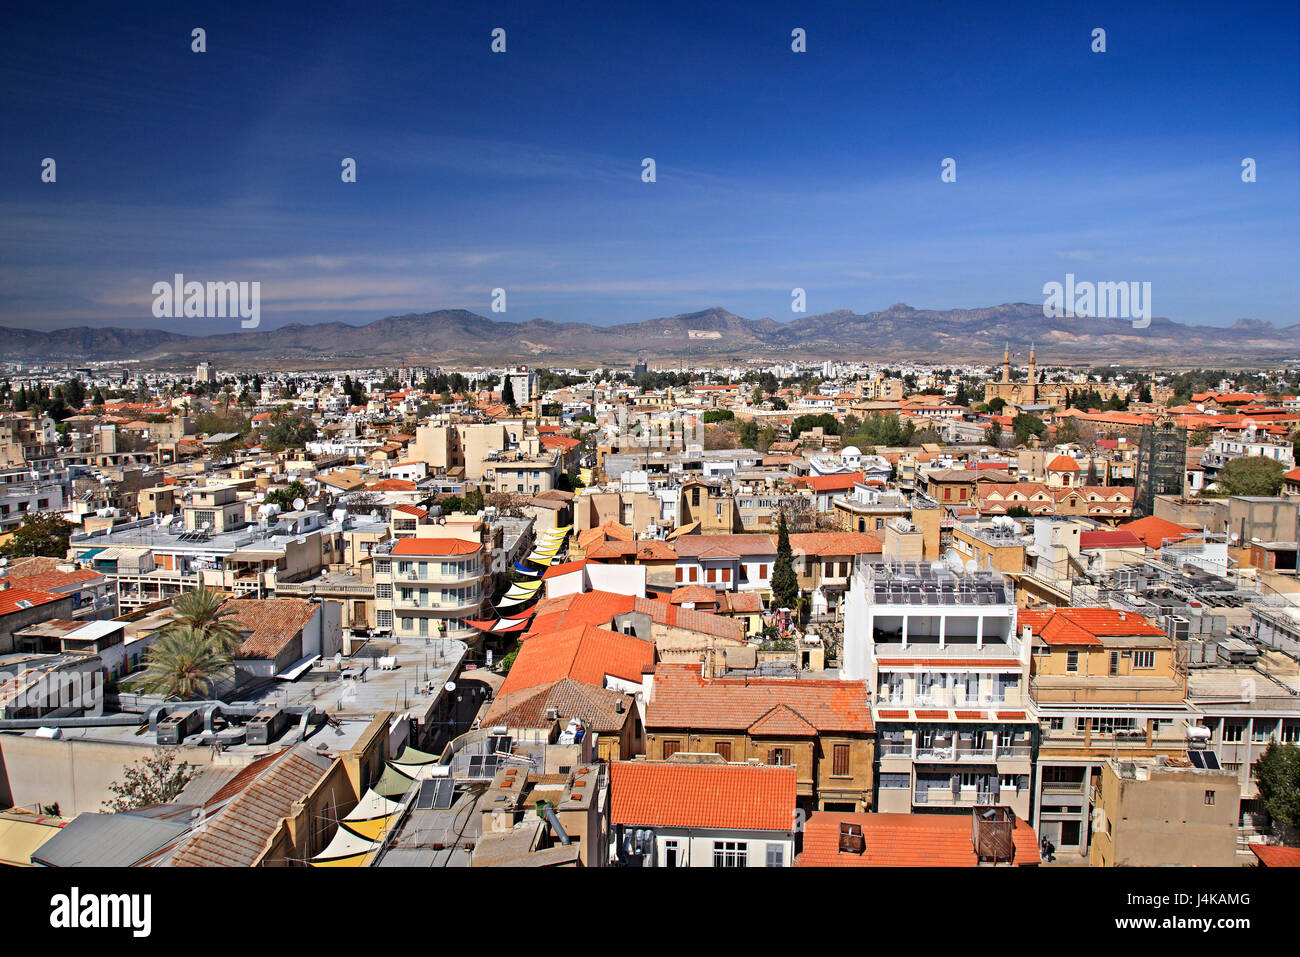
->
246, 708, 289, 745
156, 709, 201, 745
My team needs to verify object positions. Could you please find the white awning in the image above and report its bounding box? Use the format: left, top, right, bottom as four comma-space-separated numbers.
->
274, 653, 320, 681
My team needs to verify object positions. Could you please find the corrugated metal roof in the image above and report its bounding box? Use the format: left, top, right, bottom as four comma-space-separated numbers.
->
32, 812, 188, 867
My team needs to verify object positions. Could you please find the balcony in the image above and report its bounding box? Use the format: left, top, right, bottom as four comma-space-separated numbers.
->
913, 789, 998, 807
1029, 675, 1186, 705
883, 740, 1032, 761
392, 595, 482, 615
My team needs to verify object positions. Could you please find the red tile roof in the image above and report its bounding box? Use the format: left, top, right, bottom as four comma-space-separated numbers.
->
609, 761, 797, 832
1018, 607, 1166, 646
1119, 515, 1194, 549
221, 597, 318, 659
1047, 455, 1081, 472
668, 585, 718, 604
789, 532, 883, 556
364, 478, 417, 491
646, 663, 872, 733
802, 472, 866, 492
390, 537, 481, 556
796, 812, 1040, 867
526, 590, 638, 636
1250, 844, 1300, 867
1079, 529, 1144, 550
0, 588, 63, 617
541, 559, 592, 579
500, 624, 655, 693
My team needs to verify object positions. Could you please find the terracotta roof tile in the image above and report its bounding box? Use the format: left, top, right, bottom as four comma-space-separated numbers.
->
796, 812, 1040, 867
647, 664, 871, 733
610, 761, 797, 832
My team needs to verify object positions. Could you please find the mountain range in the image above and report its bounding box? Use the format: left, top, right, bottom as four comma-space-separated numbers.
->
5, 303, 1299, 369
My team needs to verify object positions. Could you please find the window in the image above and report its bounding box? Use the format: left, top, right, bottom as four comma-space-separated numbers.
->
768, 747, 792, 766
1132, 650, 1155, 669
1066, 651, 1079, 673
1045, 716, 1064, 731
662, 739, 682, 759
707, 568, 717, 583
759, 564, 768, 578
1281, 722, 1300, 744
1204, 790, 1215, 806
1093, 716, 1136, 735
1223, 721, 1245, 743
662, 839, 681, 868
676, 567, 683, 583
376, 559, 390, 574
832, 743, 850, 776
721, 567, 732, 583
712, 841, 747, 868
1252, 721, 1275, 743
376, 609, 393, 630
765, 844, 785, 868
880, 773, 910, 789
714, 741, 732, 761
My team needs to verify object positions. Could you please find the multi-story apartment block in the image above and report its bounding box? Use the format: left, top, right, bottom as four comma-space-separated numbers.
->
373, 537, 486, 643
482, 449, 561, 497
1187, 641, 1300, 851
843, 562, 1036, 819
1021, 607, 1193, 859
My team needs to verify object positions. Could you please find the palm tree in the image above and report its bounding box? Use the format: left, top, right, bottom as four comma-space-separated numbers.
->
167, 586, 243, 652
136, 625, 232, 700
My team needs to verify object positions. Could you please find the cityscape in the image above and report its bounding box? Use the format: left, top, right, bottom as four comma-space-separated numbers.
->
0, 0, 1296, 928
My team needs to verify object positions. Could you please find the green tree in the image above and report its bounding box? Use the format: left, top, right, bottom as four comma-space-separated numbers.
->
166, 585, 244, 653
1012, 413, 1047, 446
702, 409, 734, 424
0, 512, 73, 558
770, 510, 799, 611
501, 376, 516, 409
984, 421, 1004, 446
986, 396, 1007, 414
136, 624, 233, 699
1252, 742, 1300, 837
102, 748, 197, 812
1219, 456, 1286, 497
265, 481, 309, 510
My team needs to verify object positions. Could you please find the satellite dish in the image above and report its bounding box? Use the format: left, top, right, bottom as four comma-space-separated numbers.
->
332, 508, 348, 523
292, 497, 306, 512
444, 681, 457, 693
965, 559, 979, 574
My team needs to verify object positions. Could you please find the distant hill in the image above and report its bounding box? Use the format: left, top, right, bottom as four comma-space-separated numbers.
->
4, 303, 1299, 367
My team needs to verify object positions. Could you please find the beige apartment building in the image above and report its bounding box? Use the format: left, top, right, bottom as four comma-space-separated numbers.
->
413, 421, 510, 480
483, 449, 561, 497
1090, 757, 1239, 867
1022, 608, 1193, 859
372, 535, 486, 644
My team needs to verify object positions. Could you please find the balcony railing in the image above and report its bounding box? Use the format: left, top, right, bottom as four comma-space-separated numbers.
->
914, 789, 997, 806
882, 741, 1032, 760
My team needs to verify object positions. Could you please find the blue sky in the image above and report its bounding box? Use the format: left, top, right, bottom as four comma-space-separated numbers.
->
1, 0, 1297, 333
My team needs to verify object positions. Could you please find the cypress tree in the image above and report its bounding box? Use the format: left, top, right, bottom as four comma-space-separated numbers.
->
771, 509, 799, 610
